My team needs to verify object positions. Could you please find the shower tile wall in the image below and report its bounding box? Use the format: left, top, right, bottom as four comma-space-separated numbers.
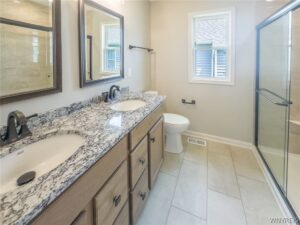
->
0, 0, 53, 96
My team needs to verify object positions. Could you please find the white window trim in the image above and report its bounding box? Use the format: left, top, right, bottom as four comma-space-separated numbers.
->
101, 23, 120, 74
188, 8, 235, 85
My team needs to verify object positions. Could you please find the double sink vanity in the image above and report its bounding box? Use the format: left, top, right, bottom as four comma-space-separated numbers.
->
0, 93, 165, 225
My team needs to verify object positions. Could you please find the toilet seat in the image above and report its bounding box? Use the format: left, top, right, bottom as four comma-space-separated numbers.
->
164, 113, 189, 126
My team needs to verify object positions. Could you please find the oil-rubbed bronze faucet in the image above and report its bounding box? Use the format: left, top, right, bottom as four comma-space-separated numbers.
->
109, 85, 121, 101
0, 111, 36, 146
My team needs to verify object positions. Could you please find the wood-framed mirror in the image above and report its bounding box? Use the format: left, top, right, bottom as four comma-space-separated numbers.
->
0, 0, 62, 104
79, 0, 124, 87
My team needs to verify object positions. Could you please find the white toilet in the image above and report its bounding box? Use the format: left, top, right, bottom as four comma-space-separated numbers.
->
163, 113, 190, 154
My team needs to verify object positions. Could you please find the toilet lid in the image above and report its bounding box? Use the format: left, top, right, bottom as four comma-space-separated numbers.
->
163, 113, 189, 125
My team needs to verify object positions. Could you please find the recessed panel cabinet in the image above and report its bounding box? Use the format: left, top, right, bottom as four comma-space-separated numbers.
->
71, 203, 93, 225
30, 103, 165, 225
129, 105, 164, 224
148, 118, 164, 189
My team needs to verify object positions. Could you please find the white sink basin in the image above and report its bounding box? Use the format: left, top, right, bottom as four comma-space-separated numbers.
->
110, 100, 147, 112
0, 134, 85, 194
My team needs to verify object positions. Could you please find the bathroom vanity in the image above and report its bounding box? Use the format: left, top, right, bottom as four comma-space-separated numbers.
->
0, 93, 165, 225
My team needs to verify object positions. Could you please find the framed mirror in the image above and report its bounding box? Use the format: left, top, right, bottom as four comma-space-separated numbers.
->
0, 0, 62, 104
79, 0, 124, 87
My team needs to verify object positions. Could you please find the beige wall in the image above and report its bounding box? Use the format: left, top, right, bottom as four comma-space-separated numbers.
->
0, 0, 151, 125
150, 0, 287, 143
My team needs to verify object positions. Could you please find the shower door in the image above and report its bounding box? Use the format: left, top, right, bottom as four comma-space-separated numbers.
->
256, 12, 292, 191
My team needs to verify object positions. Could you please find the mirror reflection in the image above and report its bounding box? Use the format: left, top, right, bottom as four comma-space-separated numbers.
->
80, 1, 124, 86
0, 0, 61, 102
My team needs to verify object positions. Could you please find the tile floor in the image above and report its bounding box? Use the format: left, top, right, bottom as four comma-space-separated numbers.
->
136, 137, 284, 225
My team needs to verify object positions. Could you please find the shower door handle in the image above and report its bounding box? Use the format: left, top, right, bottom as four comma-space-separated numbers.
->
256, 88, 293, 107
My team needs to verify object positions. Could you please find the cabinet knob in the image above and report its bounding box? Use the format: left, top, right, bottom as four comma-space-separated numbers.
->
113, 194, 122, 207
150, 137, 155, 143
139, 158, 146, 165
139, 192, 146, 200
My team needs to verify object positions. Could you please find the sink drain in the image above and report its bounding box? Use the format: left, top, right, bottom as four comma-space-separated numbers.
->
17, 171, 36, 186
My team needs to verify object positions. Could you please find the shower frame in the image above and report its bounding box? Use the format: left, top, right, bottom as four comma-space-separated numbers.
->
255, 1, 300, 223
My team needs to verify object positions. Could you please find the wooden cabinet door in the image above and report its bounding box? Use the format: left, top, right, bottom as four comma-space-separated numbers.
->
94, 161, 128, 225
70, 202, 93, 225
148, 118, 164, 188
130, 169, 149, 225
113, 202, 130, 225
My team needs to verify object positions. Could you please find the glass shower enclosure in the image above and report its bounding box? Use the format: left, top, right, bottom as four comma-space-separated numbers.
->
255, 0, 300, 221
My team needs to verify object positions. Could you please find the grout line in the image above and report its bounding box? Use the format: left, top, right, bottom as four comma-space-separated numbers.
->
206, 140, 209, 224
172, 205, 207, 222
159, 170, 178, 178
236, 174, 267, 184
207, 188, 241, 201
164, 150, 185, 225
230, 146, 249, 225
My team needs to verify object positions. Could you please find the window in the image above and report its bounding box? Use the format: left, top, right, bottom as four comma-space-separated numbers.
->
32, 35, 39, 63
102, 24, 121, 73
188, 9, 235, 85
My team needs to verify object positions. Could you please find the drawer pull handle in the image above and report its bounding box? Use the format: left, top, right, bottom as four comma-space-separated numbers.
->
113, 195, 122, 207
139, 192, 147, 200
139, 158, 146, 165
150, 137, 155, 143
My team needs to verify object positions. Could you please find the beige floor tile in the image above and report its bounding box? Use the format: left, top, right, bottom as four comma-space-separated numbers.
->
166, 207, 206, 225
184, 144, 208, 166
172, 160, 207, 219
208, 141, 232, 157
231, 146, 265, 182
238, 176, 283, 225
208, 150, 240, 198
136, 173, 177, 225
161, 152, 184, 177
207, 190, 247, 225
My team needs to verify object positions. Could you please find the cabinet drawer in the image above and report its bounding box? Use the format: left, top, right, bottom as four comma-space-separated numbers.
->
113, 202, 130, 225
130, 136, 148, 189
95, 161, 128, 225
130, 169, 149, 225
130, 104, 164, 150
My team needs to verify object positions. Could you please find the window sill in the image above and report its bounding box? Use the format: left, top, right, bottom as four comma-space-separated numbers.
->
188, 78, 235, 86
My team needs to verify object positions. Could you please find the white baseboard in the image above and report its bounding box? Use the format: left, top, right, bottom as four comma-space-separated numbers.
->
183, 130, 296, 222
183, 130, 254, 149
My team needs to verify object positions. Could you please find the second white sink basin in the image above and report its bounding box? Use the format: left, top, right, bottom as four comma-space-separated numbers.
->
0, 134, 85, 194
110, 100, 146, 112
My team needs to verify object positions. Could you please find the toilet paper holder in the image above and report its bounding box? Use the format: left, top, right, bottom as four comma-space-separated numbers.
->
181, 99, 196, 105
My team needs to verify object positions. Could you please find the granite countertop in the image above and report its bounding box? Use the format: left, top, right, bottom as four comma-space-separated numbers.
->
0, 92, 165, 225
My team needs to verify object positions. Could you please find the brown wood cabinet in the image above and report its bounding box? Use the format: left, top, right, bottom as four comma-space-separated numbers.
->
30, 103, 165, 225
130, 169, 149, 225
94, 161, 128, 225
30, 137, 128, 225
71, 202, 93, 225
148, 118, 164, 189
113, 202, 130, 225
129, 136, 148, 189
128, 105, 164, 224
